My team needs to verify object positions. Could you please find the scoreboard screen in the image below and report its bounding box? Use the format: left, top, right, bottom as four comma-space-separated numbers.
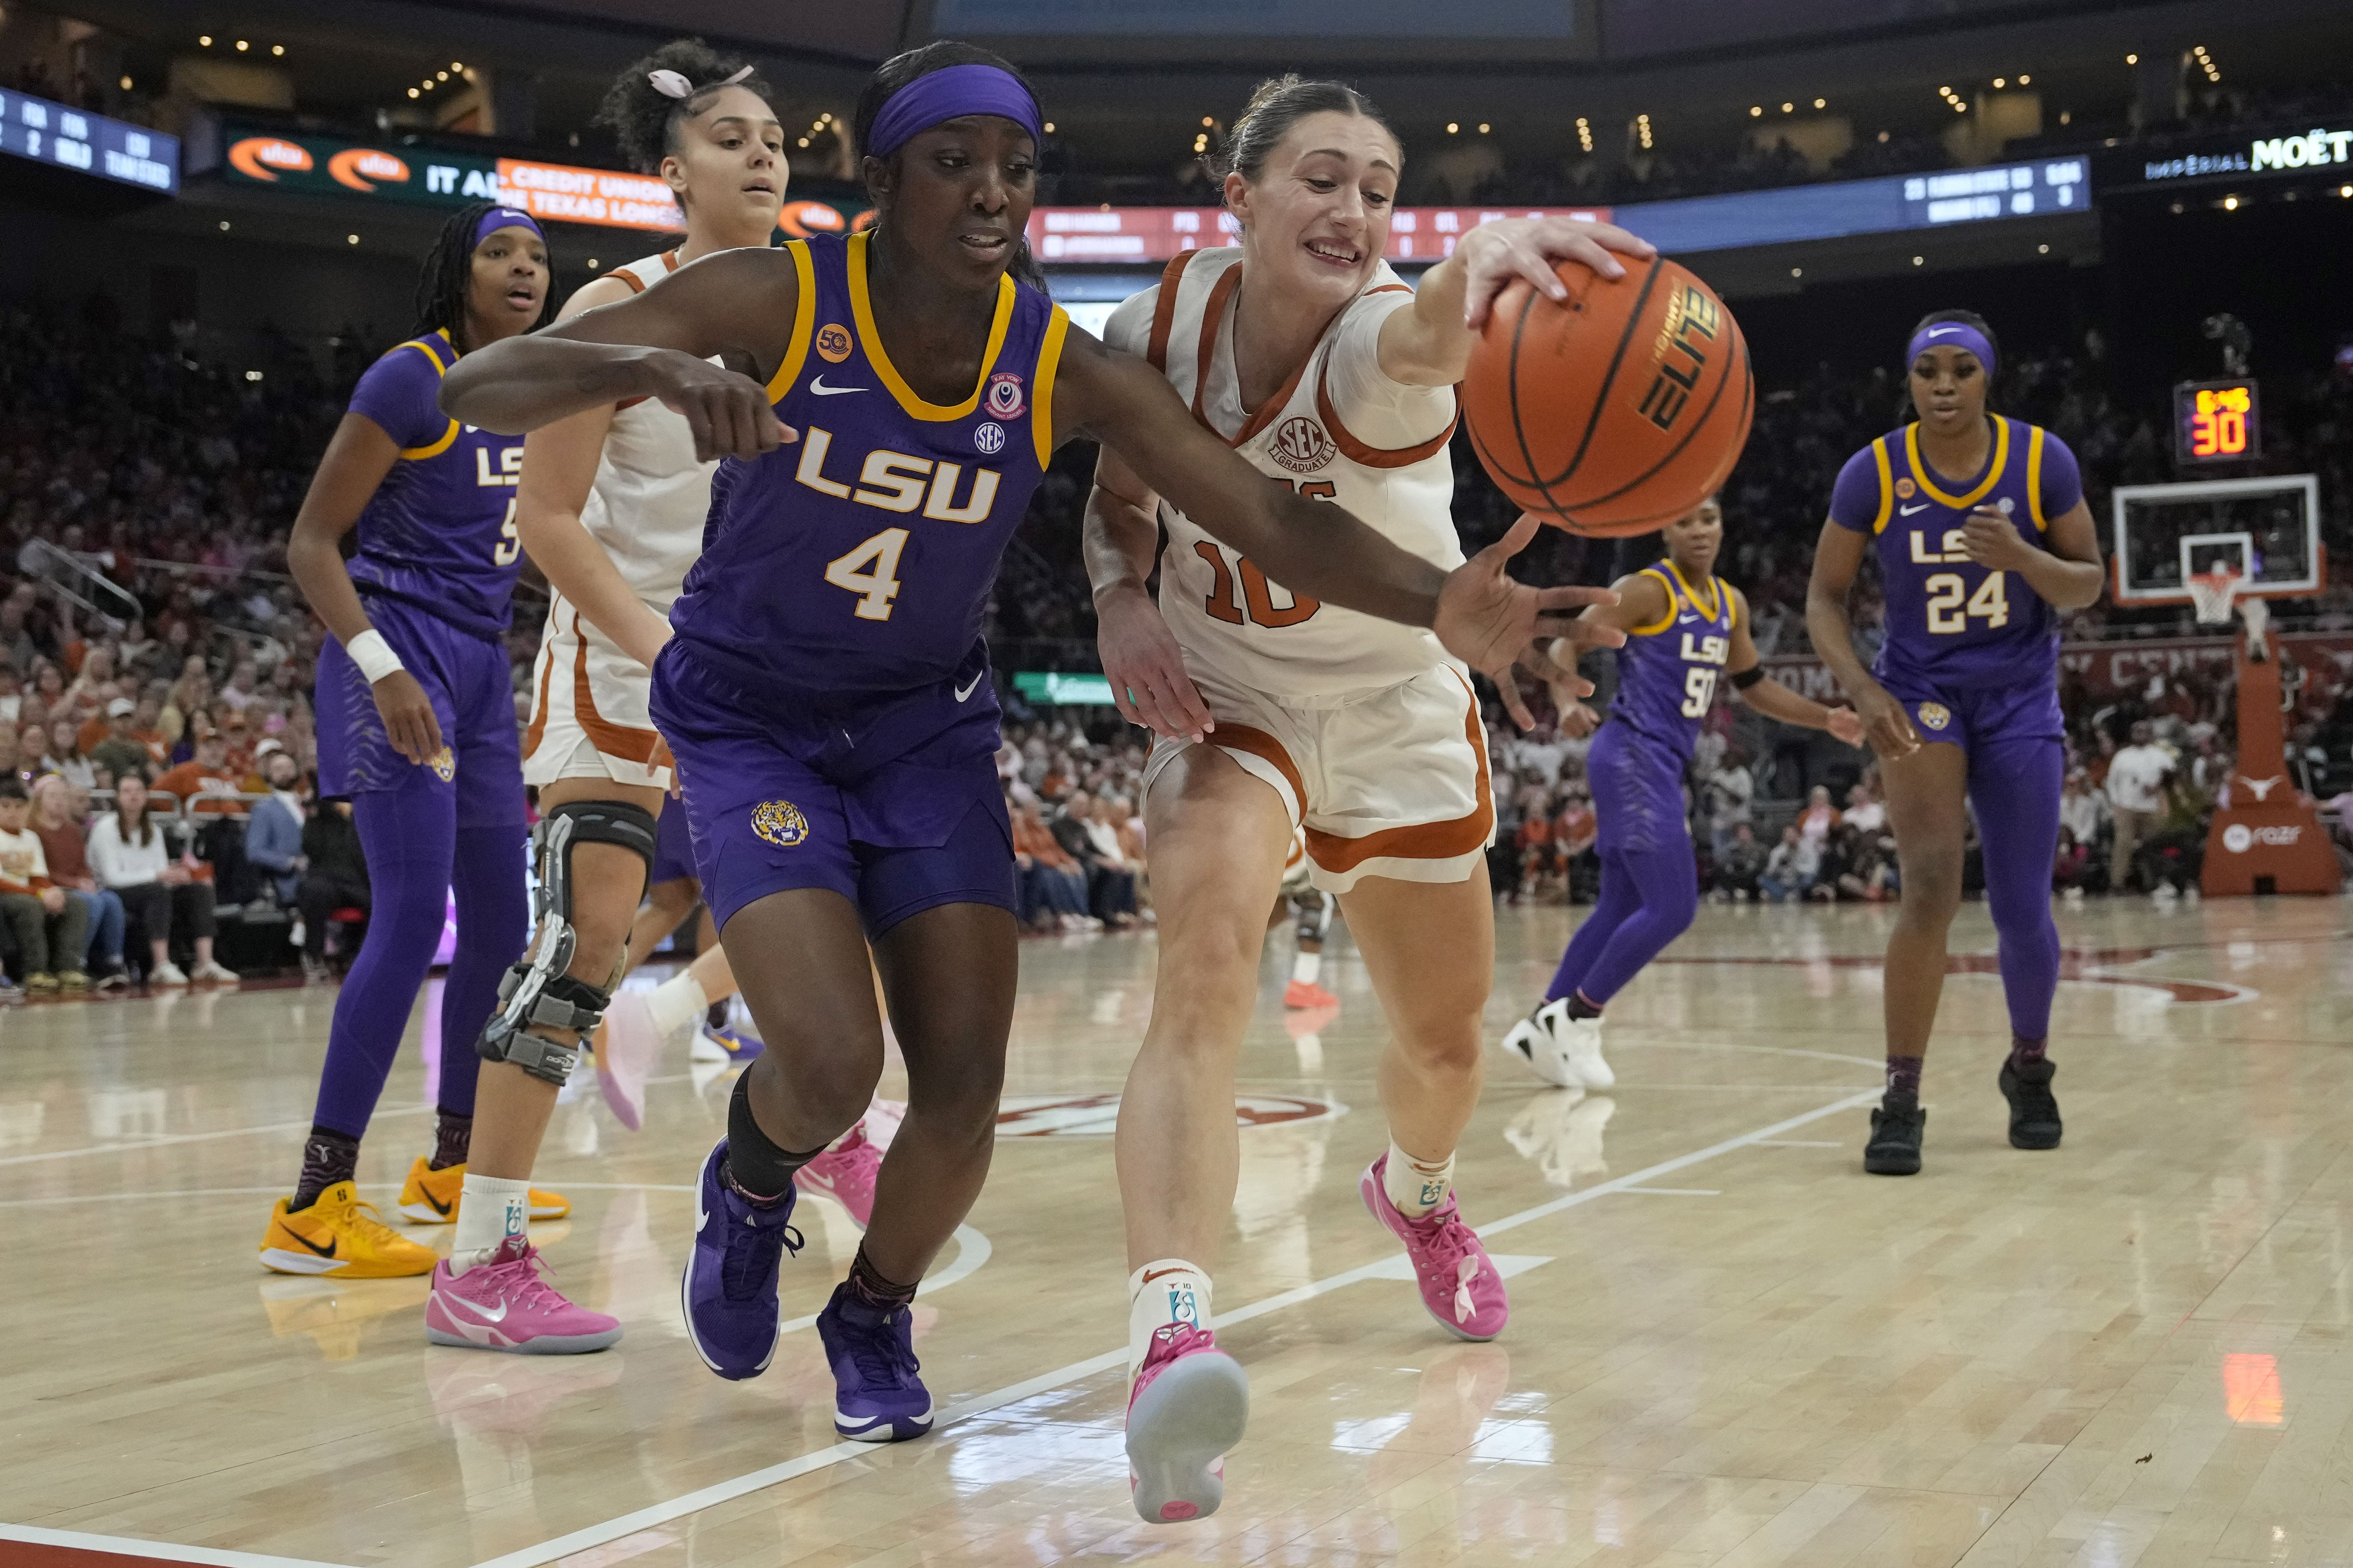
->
0, 89, 177, 194
2174, 379, 2260, 465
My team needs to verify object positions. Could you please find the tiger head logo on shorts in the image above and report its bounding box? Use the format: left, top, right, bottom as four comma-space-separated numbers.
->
1916, 703, 1951, 732
426, 746, 455, 781
751, 800, 810, 848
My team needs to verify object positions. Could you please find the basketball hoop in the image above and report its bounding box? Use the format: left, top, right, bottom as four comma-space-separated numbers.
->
2186, 568, 2243, 625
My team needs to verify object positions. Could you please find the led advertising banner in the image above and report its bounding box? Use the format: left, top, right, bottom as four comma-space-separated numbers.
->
1028, 160, 2085, 268
224, 128, 498, 205
1027, 205, 1612, 264
0, 89, 176, 194
2103, 123, 2353, 189
221, 124, 868, 235
1610, 158, 2087, 254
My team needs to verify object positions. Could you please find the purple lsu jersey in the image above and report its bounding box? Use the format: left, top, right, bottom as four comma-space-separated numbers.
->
669, 231, 1069, 697
1604, 561, 1736, 768
344, 329, 525, 639
1828, 416, 2083, 689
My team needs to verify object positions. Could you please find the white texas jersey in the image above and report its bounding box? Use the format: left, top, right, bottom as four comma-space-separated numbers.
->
1105, 247, 1463, 700
578, 251, 716, 609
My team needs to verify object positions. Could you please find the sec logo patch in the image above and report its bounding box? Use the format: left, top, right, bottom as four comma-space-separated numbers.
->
1269, 414, 1334, 474
814, 323, 852, 363
751, 800, 809, 848
973, 420, 1006, 456
1916, 702, 1951, 732
985, 371, 1025, 419
1894, 477, 1917, 499
426, 746, 455, 781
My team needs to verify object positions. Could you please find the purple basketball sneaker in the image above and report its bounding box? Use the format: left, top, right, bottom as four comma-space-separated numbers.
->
681, 1139, 802, 1380
814, 1281, 934, 1442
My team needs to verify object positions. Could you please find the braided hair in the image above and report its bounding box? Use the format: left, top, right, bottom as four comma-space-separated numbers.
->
595, 38, 776, 176
854, 41, 1047, 292
411, 200, 554, 349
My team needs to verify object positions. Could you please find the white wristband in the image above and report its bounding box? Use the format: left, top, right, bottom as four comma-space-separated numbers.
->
345, 628, 406, 684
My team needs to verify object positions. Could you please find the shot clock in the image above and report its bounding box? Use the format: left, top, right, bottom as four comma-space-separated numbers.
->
2174, 379, 2261, 466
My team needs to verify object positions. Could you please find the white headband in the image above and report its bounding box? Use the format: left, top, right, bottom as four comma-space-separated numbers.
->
648, 64, 754, 101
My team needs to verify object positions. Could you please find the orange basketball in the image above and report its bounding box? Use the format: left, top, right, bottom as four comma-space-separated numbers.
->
1462, 255, 1754, 537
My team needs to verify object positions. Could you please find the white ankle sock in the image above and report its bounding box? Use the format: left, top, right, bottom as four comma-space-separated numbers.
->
646, 972, 709, 1038
1290, 950, 1322, 986
1128, 1259, 1211, 1381
450, 1174, 531, 1274
1382, 1142, 1454, 1219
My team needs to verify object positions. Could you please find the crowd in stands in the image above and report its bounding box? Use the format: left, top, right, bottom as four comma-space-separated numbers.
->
3, 203, 2351, 998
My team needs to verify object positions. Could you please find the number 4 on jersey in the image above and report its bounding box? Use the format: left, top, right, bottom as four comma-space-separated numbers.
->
825, 528, 909, 620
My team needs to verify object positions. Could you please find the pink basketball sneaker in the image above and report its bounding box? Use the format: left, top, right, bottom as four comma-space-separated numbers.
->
793, 1120, 882, 1228
425, 1237, 621, 1354
1125, 1323, 1249, 1523
1359, 1154, 1508, 1342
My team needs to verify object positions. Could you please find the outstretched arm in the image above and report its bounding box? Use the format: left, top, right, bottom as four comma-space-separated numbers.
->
510, 274, 673, 672
1381, 216, 1656, 386
438, 247, 797, 461
1056, 330, 1620, 718
1726, 585, 1863, 743
1544, 569, 1666, 734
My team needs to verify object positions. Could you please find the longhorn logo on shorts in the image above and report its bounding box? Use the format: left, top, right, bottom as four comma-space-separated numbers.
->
1269, 414, 1335, 474
1916, 702, 1951, 732
426, 746, 455, 781
750, 800, 810, 848
814, 323, 853, 364
985, 371, 1025, 420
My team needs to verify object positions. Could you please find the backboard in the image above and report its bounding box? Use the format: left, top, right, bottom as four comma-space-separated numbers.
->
2110, 474, 2322, 605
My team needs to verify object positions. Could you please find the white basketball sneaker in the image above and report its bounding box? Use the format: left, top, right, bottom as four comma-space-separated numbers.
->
1500, 999, 1613, 1090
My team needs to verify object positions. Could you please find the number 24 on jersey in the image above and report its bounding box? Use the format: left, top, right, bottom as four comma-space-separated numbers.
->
1924, 571, 2008, 634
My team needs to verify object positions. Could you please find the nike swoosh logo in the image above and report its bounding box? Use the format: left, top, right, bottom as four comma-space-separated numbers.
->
1141, 1267, 1188, 1285
1925, 326, 1962, 337
291, 1230, 337, 1259
799, 1170, 837, 1190
809, 377, 866, 396
419, 1188, 452, 1216
954, 674, 983, 702
440, 1290, 508, 1323
1677, 614, 1700, 624
1899, 503, 1930, 516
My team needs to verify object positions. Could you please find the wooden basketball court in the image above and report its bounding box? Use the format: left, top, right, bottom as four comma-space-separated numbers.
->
1, 896, 2346, 1568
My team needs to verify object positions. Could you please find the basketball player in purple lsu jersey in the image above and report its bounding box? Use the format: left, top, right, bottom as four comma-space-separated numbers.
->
262, 203, 564, 1280
1808, 310, 2104, 1176
1504, 494, 1863, 1090
442, 43, 1604, 1458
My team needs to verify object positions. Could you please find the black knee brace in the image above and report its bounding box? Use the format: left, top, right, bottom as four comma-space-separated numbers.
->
477, 799, 659, 1085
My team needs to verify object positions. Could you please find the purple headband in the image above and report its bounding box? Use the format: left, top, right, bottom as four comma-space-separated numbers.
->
1906, 321, 1995, 379
473, 207, 543, 249
866, 63, 1043, 159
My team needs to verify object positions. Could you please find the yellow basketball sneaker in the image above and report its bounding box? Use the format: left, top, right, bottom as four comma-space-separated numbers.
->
397, 1157, 571, 1224
258, 1181, 438, 1277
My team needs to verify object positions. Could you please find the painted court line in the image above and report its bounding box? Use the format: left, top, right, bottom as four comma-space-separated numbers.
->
0, 1077, 696, 1170
0, 1094, 1877, 1568
462, 1088, 1882, 1568
1619, 1187, 1721, 1196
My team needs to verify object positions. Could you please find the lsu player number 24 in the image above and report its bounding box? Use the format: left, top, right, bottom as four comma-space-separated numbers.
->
1807, 308, 2105, 1180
